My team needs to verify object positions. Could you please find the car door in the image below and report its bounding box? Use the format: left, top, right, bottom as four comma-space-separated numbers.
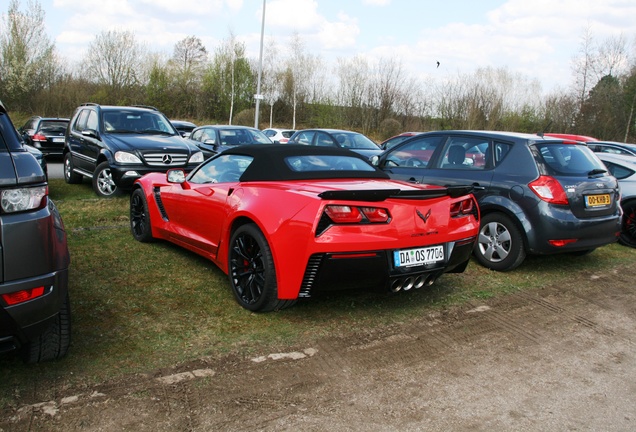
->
377, 134, 446, 183
68, 108, 101, 173
419, 135, 497, 202
158, 154, 251, 257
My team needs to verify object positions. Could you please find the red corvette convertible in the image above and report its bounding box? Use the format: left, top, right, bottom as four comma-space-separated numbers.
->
130, 145, 480, 312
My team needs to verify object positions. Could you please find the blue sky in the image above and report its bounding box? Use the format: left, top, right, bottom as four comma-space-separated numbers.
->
21, 0, 636, 92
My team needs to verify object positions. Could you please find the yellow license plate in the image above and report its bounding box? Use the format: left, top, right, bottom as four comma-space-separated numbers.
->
585, 194, 611, 207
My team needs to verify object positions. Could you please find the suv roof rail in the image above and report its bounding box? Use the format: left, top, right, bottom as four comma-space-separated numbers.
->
132, 105, 159, 111
80, 102, 100, 107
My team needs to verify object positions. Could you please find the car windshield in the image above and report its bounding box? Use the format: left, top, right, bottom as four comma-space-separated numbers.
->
285, 155, 377, 172
219, 129, 272, 145
333, 132, 379, 150
535, 143, 607, 176
102, 111, 175, 135
39, 120, 68, 134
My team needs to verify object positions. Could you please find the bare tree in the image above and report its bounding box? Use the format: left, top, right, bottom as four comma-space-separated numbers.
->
82, 29, 146, 103
571, 25, 596, 111
261, 36, 282, 127
170, 36, 207, 117
0, 0, 57, 111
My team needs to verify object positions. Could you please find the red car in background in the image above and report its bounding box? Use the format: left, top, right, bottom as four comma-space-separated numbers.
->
130, 145, 480, 312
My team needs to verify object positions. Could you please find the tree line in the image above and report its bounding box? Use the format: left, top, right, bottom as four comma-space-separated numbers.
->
1, 0, 635, 142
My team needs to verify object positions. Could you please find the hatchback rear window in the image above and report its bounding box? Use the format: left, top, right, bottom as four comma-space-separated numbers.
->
535, 143, 607, 176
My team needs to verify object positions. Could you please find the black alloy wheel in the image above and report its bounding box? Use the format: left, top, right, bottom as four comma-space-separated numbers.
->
130, 188, 154, 243
619, 200, 636, 248
228, 224, 293, 312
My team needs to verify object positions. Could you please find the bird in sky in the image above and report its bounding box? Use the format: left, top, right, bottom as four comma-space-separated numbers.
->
436, 61, 440, 68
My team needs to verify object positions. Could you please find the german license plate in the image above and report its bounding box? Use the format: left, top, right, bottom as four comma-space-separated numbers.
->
394, 245, 444, 267
585, 194, 611, 208
52, 137, 65, 142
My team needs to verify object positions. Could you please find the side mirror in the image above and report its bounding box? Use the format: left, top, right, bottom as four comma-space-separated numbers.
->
167, 169, 186, 184
82, 129, 100, 139
370, 155, 380, 166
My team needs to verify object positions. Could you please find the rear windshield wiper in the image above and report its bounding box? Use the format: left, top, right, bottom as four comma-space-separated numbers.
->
588, 168, 607, 176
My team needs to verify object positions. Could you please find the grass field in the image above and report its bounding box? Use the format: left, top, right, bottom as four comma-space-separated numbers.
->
1, 177, 634, 407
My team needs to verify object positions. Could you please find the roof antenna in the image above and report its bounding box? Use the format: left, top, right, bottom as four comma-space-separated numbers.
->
537, 120, 552, 138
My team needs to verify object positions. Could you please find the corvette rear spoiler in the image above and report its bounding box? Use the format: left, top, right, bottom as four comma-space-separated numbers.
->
318, 185, 475, 202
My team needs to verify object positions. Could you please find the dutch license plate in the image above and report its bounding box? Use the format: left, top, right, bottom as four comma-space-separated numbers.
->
585, 194, 611, 208
52, 137, 65, 142
394, 245, 444, 268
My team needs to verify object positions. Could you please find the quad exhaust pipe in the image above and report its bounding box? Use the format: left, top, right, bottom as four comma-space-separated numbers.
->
390, 274, 436, 292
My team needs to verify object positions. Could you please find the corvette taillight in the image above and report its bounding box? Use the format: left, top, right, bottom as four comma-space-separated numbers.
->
450, 197, 477, 218
529, 176, 568, 205
324, 205, 390, 224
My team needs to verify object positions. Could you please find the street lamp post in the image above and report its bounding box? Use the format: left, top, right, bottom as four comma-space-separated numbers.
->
254, 0, 266, 128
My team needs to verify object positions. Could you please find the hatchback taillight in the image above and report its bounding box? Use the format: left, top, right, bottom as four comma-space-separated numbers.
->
529, 176, 568, 205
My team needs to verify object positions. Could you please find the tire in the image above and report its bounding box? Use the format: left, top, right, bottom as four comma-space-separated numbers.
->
228, 224, 293, 312
22, 293, 71, 364
474, 212, 526, 272
63, 152, 82, 184
92, 161, 120, 198
130, 188, 154, 243
619, 200, 636, 248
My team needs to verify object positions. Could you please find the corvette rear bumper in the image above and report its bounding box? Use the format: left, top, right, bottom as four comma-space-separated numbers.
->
297, 237, 476, 298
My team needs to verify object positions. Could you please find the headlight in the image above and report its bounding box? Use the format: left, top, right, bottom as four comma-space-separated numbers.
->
189, 151, 204, 164
114, 151, 142, 164
1, 186, 47, 213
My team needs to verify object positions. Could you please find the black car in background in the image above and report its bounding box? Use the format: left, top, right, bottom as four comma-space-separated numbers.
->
186, 125, 272, 159
587, 141, 636, 157
373, 130, 622, 271
287, 128, 382, 159
63, 104, 204, 197
18, 116, 69, 156
0, 100, 71, 363
170, 120, 197, 138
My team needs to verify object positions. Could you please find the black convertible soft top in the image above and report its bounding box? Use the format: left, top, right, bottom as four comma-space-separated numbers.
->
222, 144, 390, 182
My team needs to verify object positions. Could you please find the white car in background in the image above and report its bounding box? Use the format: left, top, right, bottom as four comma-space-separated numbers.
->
262, 128, 295, 144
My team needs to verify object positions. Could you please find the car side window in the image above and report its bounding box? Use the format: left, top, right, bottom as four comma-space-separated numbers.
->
601, 160, 633, 180
316, 132, 335, 147
438, 137, 489, 170
86, 111, 98, 131
494, 142, 512, 166
74, 109, 89, 132
384, 136, 443, 168
295, 131, 315, 145
191, 129, 204, 142
189, 155, 253, 184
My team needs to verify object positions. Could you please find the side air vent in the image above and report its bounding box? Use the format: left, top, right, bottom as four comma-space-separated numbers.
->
299, 254, 323, 298
153, 187, 169, 221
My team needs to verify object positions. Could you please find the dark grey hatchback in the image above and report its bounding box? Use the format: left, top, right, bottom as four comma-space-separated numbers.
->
374, 130, 621, 271
0, 101, 71, 362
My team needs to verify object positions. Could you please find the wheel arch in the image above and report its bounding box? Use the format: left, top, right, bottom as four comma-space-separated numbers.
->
478, 199, 530, 253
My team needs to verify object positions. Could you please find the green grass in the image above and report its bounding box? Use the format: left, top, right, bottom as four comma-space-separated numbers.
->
1, 178, 635, 406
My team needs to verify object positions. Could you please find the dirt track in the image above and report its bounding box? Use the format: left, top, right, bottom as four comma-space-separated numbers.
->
2, 263, 635, 431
